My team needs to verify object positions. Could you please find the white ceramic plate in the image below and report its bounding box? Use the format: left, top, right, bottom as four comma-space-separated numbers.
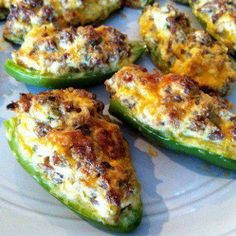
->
1, 1, 236, 235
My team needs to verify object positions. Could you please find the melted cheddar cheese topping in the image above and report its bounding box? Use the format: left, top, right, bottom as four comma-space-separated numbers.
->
3, 0, 121, 42
105, 65, 236, 160
8, 88, 141, 224
12, 24, 131, 75
190, 0, 236, 53
139, 4, 236, 94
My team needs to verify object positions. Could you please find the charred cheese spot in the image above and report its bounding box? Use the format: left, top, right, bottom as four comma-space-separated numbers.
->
8, 88, 141, 224
139, 4, 236, 95
12, 24, 131, 75
105, 65, 236, 160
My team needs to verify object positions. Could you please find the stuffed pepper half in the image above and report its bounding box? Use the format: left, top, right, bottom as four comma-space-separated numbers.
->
3, 0, 122, 44
4, 88, 142, 232
105, 65, 236, 171
3, 0, 153, 44
139, 4, 236, 95
189, 0, 236, 55
5, 24, 145, 88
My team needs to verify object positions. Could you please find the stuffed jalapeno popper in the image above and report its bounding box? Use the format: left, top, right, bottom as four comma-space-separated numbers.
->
3, 0, 153, 44
189, 0, 236, 55
105, 65, 236, 170
139, 4, 236, 95
3, 0, 122, 44
5, 24, 145, 88
173, 0, 236, 54
4, 88, 142, 232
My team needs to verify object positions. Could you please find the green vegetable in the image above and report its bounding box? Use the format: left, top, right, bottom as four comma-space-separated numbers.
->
109, 99, 236, 171
4, 117, 142, 232
5, 41, 146, 88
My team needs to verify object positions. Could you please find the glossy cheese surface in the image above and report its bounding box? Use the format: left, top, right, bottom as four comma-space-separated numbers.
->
7, 88, 141, 225
105, 65, 236, 160
139, 4, 236, 94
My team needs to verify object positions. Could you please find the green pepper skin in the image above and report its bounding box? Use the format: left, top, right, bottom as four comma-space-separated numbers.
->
147, 41, 170, 73
4, 117, 142, 233
109, 99, 236, 171
5, 41, 146, 88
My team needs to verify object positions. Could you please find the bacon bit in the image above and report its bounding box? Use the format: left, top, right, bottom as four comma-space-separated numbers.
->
44, 156, 51, 167
212, 12, 222, 23
96, 161, 113, 175
19, 93, 32, 112
45, 39, 57, 52
40, 156, 53, 173
90, 196, 98, 205
8, 5, 33, 21
190, 115, 206, 131
79, 125, 91, 135
63, 102, 81, 113
60, 28, 76, 43
180, 77, 199, 95
6, 102, 18, 110
95, 101, 104, 113
164, 94, 183, 103
95, 127, 125, 160
81, 26, 102, 47
230, 116, 236, 125
99, 179, 109, 189
208, 130, 225, 140
35, 123, 52, 137
122, 99, 136, 109
119, 180, 134, 196
24, 0, 43, 8
52, 172, 64, 184
123, 72, 134, 82
52, 152, 62, 166
42, 6, 54, 22
166, 12, 190, 34
106, 190, 121, 206
169, 109, 180, 127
